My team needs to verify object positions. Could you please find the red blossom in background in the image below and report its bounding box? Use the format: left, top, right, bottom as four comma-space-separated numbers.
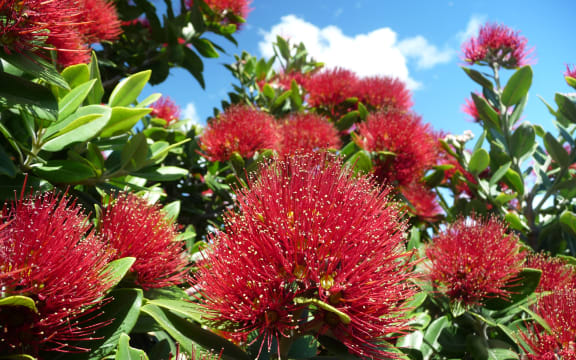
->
303, 68, 359, 116
198, 105, 280, 161
0, 191, 112, 355
151, 96, 181, 127
400, 182, 442, 222
526, 253, 576, 292
257, 70, 309, 92
355, 76, 413, 112
426, 215, 526, 306
356, 111, 438, 186
194, 152, 416, 359
462, 95, 481, 123
566, 65, 576, 79
463, 22, 532, 69
520, 290, 576, 359
98, 193, 189, 289
279, 113, 341, 155
187, 0, 251, 28
81, 0, 122, 43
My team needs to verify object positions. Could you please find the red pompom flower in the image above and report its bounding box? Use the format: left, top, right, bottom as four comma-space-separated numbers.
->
279, 113, 341, 155
0, 190, 112, 355
194, 152, 416, 359
462, 22, 532, 69
526, 253, 576, 293
354, 76, 413, 112
198, 105, 280, 162
426, 215, 526, 306
98, 192, 189, 289
303, 68, 359, 117
151, 96, 181, 127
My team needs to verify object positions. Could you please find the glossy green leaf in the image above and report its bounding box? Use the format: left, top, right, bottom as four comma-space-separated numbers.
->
0, 49, 69, 89
145, 299, 202, 322
87, 53, 105, 105
0, 72, 58, 120
136, 93, 162, 108
461, 67, 494, 89
504, 168, 524, 196
58, 79, 96, 120
102, 257, 136, 289
422, 315, 449, 360
566, 76, 576, 89
121, 133, 148, 171
555, 93, 576, 123
181, 46, 205, 88
193, 38, 219, 58
484, 268, 541, 310
560, 210, 576, 236
469, 148, 490, 175
294, 297, 351, 324
43, 105, 112, 152
131, 166, 188, 181
115, 333, 149, 360
288, 335, 318, 358
502, 66, 532, 106
34, 160, 96, 183
346, 150, 372, 174
0, 295, 38, 313
162, 201, 181, 222
100, 107, 152, 137
508, 92, 528, 126
276, 36, 291, 61
544, 132, 570, 167
108, 70, 151, 107
472, 93, 500, 128
62, 64, 90, 89
510, 122, 535, 160
336, 110, 359, 131
142, 304, 250, 360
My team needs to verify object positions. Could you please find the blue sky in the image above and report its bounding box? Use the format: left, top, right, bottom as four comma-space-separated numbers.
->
143, 0, 575, 137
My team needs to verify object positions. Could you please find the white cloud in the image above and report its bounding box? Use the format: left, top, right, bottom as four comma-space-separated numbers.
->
458, 15, 486, 43
183, 102, 202, 126
258, 15, 455, 90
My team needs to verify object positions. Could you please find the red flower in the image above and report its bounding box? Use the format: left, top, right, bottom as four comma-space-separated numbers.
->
194, 152, 416, 359
355, 76, 413, 112
151, 96, 181, 127
526, 253, 576, 293
80, 0, 122, 43
303, 68, 359, 117
462, 22, 533, 69
0, 190, 112, 355
400, 182, 442, 222
566, 65, 576, 79
356, 111, 438, 186
462, 95, 481, 122
279, 113, 341, 155
257, 70, 309, 92
426, 215, 526, 306
187, 0, 251, 29
198, 105, 280, 162
520, 289, 576, 359
98, 192, 189, 289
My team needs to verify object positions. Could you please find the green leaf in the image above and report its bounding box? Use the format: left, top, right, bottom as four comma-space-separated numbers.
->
504, 168, 524, 196
294, 297, 351, 324
288, 335, 318, 358
102, 257, 136, 289
131, 166, 188, 181
100, 107, 152, 137
461, 67, 494, 89
509, 92, 528, 126
317, 336, 361, 360
566, 76, 576, 89
0, 72, 58, 120
43, 105, 112, 152
108, 70, 151, 107
87, 53, 105, 105
33, 160, 96, 183
162, 201, 181, 222
0, 144, 17, 177
0, 49, 69, 89
469, 148, 490, 176
489, 162, 510, 188
422, 316, 449, 360
336, 111, 359, 131
484, 268, 542, 310
61, 64, 90, 89
501, 66, 532, 106
115, 333, 149, 360
472, 93, 500, 128
276, 36, 291, 61
555, 93, 576, 123
121, 133, 148, 171
544, 132, 570, 167
181, 46, 205, 88
145, 299, 202, 322
142, 304, 251, 360
346, 150, 372, 175
510, 122, 536, 161
136, 93, 162, 108
560, 210, 576, 236
58, 79, 96, 120
193, 38, 219, 58
0, 295, 38, 313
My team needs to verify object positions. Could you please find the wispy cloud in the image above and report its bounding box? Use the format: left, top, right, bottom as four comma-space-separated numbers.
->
183, 102, 202, 126
458, 14, 487, 43
398, 36, 455, 69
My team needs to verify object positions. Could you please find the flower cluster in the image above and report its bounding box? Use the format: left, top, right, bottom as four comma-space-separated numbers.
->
525, 253, 576, 292
0, 0, 121, 66
426, 215, 526, 306
151, 96, 181, 127
0, 191, 112, 355
278, 113, 341, 156
463, 23, 532, 69
194, 152, 416, 359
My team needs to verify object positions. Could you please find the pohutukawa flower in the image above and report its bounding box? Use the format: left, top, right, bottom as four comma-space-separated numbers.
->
426, 215, 526, 306
150, 96, 181, 127
462, 22, 533, 69
525, 253, 576, 293
0, 190, 112, 355
98, 192, 189, 289
356, 111, 438, 186
400, 182, 442, 222
355, 76, 413, 112
566, 65, 576, 89
198, 105, 280, 162
279, 113, 341, 155
303, 68, 359, 117
258, 70, 309, 92
80, 0, 122, 43
194, 152, 416, 359
520, 289, 576, 359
